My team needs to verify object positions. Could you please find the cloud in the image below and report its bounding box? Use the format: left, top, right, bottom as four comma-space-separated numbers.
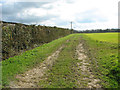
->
75, 9, 107, 23
2, 2, 49, 15
1, 0, 119, 30
1, 1, 56, 24
3, 10, 57, 24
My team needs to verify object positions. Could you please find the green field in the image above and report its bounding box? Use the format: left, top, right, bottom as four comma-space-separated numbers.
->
2, 33, 119, 88
85, 32, 118, 43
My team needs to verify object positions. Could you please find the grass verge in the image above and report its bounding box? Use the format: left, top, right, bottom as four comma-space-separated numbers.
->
81, 34, 119, 88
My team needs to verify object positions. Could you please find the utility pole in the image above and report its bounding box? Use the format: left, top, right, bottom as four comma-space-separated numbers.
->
70, 21, 73, 34
70, 21, 72, 30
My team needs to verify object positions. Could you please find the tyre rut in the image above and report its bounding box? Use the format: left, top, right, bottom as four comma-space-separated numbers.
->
75, 42, 101, 88
9, 45, 64, 88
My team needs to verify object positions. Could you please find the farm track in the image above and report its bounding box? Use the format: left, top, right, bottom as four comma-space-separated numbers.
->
76, 42, 101, 88
9, 38, 101, 88
9, 45, 64, 88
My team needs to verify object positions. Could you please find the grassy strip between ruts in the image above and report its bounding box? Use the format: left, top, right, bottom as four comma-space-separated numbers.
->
81, 34, 119, 88
38, 34, 82, 88
2, 34, 76, 87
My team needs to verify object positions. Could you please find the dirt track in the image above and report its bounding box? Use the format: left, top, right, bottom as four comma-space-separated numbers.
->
76, 43, 101, 88
9, 39, 101, 88
10, 46, 64, 88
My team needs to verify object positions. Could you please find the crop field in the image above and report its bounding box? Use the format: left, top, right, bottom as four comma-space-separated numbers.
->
85, 32, 118, 43
2, 33, 119, 88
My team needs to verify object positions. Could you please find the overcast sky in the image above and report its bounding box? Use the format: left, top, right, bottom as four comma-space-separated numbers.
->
0, 0, 119, 30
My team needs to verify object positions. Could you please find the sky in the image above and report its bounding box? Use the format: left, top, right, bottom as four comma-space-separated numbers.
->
0, 0, 119, 30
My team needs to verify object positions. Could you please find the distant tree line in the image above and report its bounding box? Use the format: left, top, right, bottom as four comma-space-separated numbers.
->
1, 21, 71, 60
74, 29, 119, 33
